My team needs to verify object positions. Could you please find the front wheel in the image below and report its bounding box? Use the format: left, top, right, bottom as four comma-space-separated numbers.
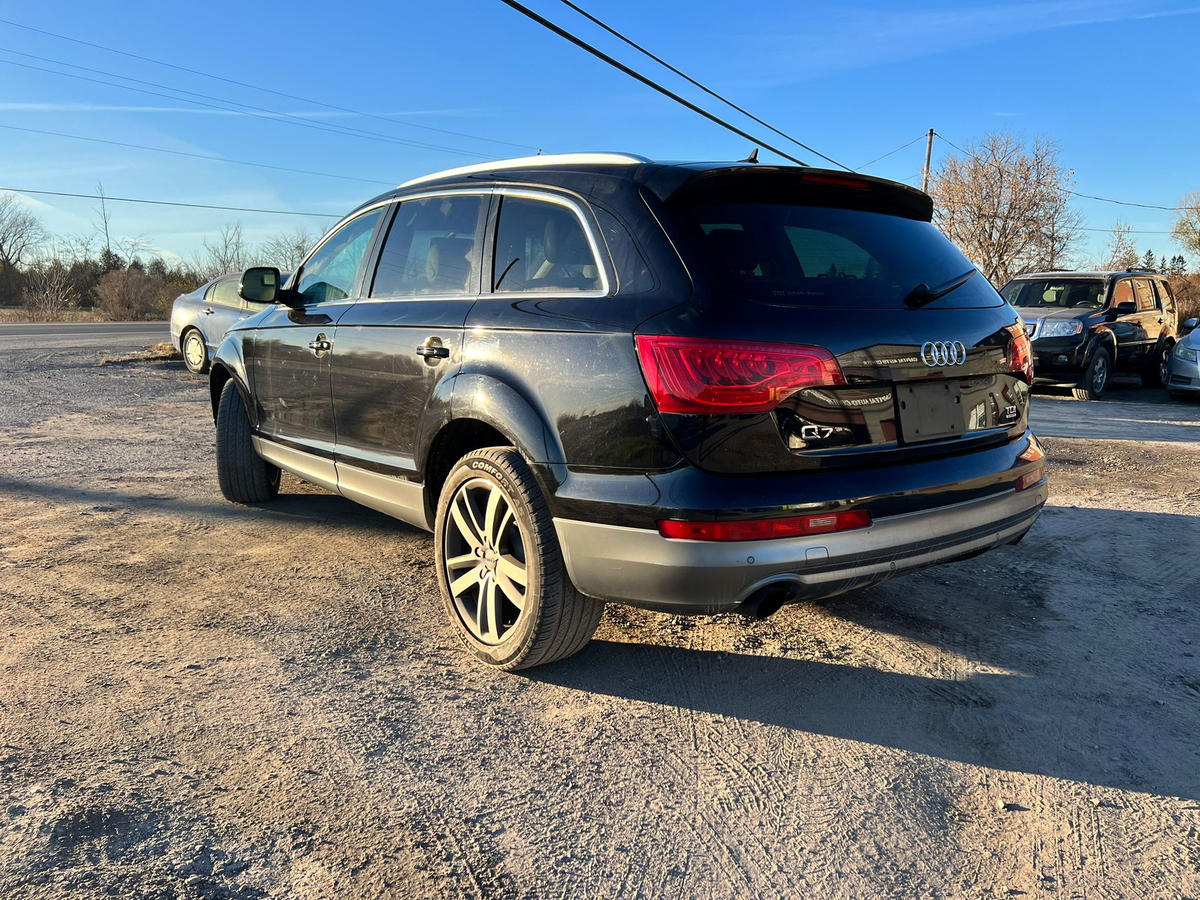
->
182, 328, 209, 375
215, 379, 280, 503
434, 447, 603, 670
1072, 347, 1110, 401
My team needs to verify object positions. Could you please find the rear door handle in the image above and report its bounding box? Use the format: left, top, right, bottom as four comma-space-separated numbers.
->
308, 334, 333, 355
416, 345, 450, 359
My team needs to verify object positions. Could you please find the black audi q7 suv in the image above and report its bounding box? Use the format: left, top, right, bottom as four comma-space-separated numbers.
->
1000, 269, 1179, 400
210, 153, 1047, 669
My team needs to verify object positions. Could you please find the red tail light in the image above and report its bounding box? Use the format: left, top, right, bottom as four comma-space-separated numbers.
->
635, 335, 845, 414
1016, 441, 1045, 491
1005, 324, 1033, 383
800, 172, 871, 190
658, 510, 872, 542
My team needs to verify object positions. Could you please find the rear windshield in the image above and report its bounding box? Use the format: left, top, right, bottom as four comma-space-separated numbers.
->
669, 201, 1001, 309
1001, 279, 1105, 310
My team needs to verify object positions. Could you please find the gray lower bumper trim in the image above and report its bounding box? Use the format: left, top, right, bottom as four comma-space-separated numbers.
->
554, 483, 1048, 613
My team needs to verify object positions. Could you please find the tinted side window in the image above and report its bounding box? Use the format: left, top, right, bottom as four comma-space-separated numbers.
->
296, 210, 383, 304
1132, 278, 1158, 312
210, 277, 241, 307
1111, 279, 1135, 309
370, 195, 483, 297
493, 197, 602, 293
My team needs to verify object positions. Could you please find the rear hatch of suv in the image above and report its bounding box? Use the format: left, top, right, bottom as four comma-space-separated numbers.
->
635, 167, 1032, 475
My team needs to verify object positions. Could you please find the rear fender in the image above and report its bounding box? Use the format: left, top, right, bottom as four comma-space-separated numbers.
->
440, 372, 564, 467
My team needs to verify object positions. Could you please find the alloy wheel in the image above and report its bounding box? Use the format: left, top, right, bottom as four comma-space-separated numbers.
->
1092, 355, 1108, 393
443, 477, 529, 645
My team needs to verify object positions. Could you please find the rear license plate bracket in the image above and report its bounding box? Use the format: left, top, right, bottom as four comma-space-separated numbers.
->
897, 381, 964, 443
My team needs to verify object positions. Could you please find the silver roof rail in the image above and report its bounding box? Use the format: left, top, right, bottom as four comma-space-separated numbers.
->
396, 152, 652, 189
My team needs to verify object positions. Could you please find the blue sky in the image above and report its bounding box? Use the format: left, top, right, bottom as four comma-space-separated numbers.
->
1, 0, 1196, 263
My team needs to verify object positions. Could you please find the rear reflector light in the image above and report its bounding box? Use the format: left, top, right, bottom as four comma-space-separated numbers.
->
657, 510, 872, 542
635, 335, 845, 414
1016, 441, 1045, 491
1005, 324, 1033, 383
1016, 465, 1045, 492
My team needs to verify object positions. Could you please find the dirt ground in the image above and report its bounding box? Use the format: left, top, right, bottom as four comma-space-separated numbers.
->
1, 345, 1198, 899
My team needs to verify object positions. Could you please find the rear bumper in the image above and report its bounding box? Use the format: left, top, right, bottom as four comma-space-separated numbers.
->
555, 481, 1047, 613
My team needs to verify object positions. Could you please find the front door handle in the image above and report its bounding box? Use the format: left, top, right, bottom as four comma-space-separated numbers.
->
415, 345, 450, 359
203, 307, 215, 315
308, 334, 333, 355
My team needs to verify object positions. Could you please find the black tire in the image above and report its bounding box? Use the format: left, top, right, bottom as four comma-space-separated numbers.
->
215, 379, 280, 503
1141, 342, 1172, 388
182, 328, 209, 375
434, 447, 603, 670
1072, 347, 1111, 401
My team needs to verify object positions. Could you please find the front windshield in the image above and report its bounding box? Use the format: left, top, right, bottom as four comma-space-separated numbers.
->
1002, 279, 1104, 310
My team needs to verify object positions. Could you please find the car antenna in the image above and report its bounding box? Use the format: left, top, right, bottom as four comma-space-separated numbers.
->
740, 148, 760, 164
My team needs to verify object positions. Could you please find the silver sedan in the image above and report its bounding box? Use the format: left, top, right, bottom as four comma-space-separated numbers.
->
1167, 317, 1200, 400
169, 273, 275, 374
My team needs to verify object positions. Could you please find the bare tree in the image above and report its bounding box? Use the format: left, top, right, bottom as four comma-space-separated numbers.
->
1101, 221, 1139, 270
21, 258, 78, 320
258, 227, 315, 272
1171, 190, 1200, 258
93, 182, 113, 254
929, 130, 1083, 285
119, 235, 152, 267
95, 268, 164, 321
191, 222, 250, 280
0, 193, 49, 272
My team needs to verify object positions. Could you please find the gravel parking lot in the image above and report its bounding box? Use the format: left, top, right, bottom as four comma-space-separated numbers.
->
2, 335, 1199, 899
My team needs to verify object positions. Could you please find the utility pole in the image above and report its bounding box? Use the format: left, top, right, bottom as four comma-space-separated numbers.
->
921, 128, 935, 194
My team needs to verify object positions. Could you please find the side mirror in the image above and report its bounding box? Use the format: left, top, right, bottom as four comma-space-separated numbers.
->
239, 267, 283, 304
1184, 317, 1199, 331
1114, 300, 1137, 314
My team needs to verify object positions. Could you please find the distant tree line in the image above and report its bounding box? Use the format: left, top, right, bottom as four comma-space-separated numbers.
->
0, 188, 314, 321
929, 129, 1199, 320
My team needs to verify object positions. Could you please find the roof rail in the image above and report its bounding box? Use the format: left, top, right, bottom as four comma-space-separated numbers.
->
397, 152, 652, 189
1125, 266, 1157, 273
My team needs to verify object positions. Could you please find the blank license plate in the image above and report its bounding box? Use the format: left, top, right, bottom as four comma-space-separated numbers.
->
897, 382, 964, 443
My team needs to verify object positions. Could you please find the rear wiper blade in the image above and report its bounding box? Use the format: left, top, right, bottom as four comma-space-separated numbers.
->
903, 268, 977, 309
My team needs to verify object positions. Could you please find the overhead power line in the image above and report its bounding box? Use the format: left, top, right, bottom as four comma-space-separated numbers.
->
0, 186, 339, 218
553, 0, 849, 171
856, 134, 927, 172
0, 16, 538, 152
0, 123, 395, 187
498, 0, 808, 167
934, 133, 1196, 213
0, 50, 496, 159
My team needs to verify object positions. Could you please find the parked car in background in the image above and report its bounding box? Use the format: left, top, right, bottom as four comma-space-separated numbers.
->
1000, 269, 1179, 400
208, 152, 1047, 670
170, 273, 285, 374
1167, 316, 1200, 400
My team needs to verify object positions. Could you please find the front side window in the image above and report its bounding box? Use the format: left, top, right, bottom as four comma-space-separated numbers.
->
1111, 279, 1135, 310
370, 195, 483, 297
492, 197, 602, 293
295, 209, 383, 304
1001, 279, 1103, 309
1132, 278, 1158, 312
209, 277, 241, 307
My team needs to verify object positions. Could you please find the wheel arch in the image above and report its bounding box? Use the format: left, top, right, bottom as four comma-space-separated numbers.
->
208, 336, 253, 423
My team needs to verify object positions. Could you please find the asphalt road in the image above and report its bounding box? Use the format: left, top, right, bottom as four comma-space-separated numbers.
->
0, 321, 169, 351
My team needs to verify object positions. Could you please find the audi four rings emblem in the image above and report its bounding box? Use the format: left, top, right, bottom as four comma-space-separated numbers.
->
920, 340, 968, 367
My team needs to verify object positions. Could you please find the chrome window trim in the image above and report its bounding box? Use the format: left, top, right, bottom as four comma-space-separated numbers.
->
395, 152, 650, 189
482, 187, 613, 299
